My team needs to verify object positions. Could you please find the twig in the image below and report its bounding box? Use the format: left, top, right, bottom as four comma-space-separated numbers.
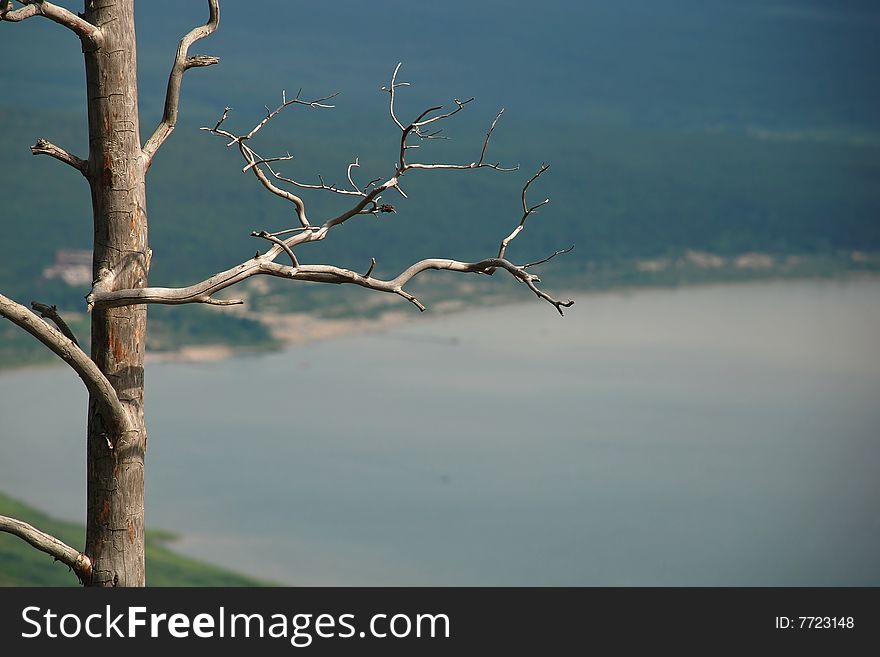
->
523, 245, 575, 269
497, 163, 551, 262
30, 139, 88, 176
201, 98, 340, 228
31, 301, 79, 346
252, 230, 298, 267
111, 67, 572, 316
143, 0, 220, 161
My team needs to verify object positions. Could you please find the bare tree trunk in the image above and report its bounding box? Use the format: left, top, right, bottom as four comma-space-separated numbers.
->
82, 0, 148, 587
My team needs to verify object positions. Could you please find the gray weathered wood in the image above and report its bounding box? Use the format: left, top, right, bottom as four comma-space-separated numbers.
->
81, 0, 149, 587
0, 294, 132, 432
0, 514, 92, 583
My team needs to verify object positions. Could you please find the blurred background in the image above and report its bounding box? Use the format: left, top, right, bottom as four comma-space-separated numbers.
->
0, 0, 878, 585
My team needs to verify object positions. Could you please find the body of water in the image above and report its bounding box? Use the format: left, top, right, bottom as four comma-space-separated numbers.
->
1, 278, 879, 585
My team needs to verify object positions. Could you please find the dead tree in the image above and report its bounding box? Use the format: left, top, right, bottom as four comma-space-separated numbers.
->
0, 1, 572, 586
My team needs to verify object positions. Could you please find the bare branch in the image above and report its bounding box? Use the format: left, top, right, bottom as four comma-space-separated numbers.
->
347, 159, 363, 194
0, 293, 131, 432
209, 105, 232, 133
111, 68, 572, 316
31, 301, 79, 345
203, 296, 243, 306
143, 0, 220, 162
0, 1, 101, 44
404, 160, 518, 172
252, 230, 298, 268
380, 65, 517, 177
185, 54, 220, 69
30, 138, 87, 176
251, 155, 378, 207
269, 226, 324, 237
239, 142, 311, 227
523, 245, 575, 269
200, 96, 342, 228
265, 165, 367, 198
242, 153, 294, 173
87, 250, 573, 315
497, 163, 551, 262
401, 105, 519, 169
242, 89, 339, 142
203, 66, 514, 242
382, 62, 408, 131
0, 515, 91, 583
412, 97, 474, 128
478, 108, 507, 166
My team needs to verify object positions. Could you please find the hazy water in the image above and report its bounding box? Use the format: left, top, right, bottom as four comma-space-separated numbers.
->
1, 278, 879, 585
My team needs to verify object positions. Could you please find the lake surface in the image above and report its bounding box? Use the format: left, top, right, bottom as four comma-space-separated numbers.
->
1, 278, 879, 585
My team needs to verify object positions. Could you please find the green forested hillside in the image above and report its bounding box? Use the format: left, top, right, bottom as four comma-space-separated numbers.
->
0, 1, 877, 352
1, 103, 876, 301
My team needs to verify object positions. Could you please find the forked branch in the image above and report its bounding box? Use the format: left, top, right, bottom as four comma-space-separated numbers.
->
89, 66, 574, 316
0, 515, 91, 583
31, 301, 79, 345
87, 253, 574, 315
495, 163, 551, 264
87, 165, 574, 315
199, 90, 339, 227
143, 0, 220, 162
0, 293, 131, 431
0, 0, 102, 45
383, 63, 517, 174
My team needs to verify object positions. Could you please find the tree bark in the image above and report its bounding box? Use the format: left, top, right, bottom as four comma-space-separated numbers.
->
82, 0, 148, 587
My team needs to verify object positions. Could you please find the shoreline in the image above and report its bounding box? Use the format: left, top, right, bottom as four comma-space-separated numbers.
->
144, 307, 419, 365
144, 268, 880, 366
3, 266, 879, 372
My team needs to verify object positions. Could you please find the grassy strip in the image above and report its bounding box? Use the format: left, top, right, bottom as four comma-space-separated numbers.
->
0, 492, 271, 587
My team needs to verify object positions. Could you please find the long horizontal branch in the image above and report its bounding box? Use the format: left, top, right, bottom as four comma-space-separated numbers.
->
0, 1, 102, 44
0, 514, 91, 583
0, 293, 131, 432
87, 252, 574, 315
143, 0, 220, 161
119, 68, 573, 317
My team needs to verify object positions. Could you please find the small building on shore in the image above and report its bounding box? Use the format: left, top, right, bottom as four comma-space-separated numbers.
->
43, 249, 92, 286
